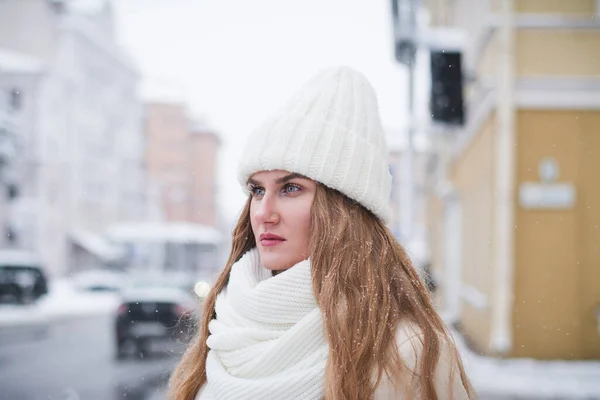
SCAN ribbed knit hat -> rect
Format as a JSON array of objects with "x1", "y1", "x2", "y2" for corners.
[{"x1": 237, "y1": 66, "x2": 392, "y2": 223}]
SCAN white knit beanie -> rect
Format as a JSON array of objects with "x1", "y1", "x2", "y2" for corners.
[{"x1": 237, "y1": 66, "x2": 392, "y2": 223}]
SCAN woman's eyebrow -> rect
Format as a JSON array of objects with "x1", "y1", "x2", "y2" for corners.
[
  {"x1": 275, "y1": 173, "x2": 307, "y2": 184},
  {"x1": 247, "y1": 173, "x2": 308, "y2": 187}
]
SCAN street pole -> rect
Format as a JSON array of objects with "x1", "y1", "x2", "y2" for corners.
[
  {"x1": 400, "y1": 57, "x2": 415, "y2": 245},
  {"x1": 391, "y1": 0, "x2": 418, "y2": 245}
]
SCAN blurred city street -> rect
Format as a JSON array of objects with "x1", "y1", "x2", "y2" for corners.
[
  {"x1": 1, "y1": 0, "x2": 600, "y2": 399},
  {"x1": 0, "y1": 278, "x2": 185, "y2": 400},
  {"x1": 0, "y1": 313, "x2": 179, "y2": 400}
]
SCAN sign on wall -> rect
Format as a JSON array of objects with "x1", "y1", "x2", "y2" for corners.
[{"x1": 518, "y1": 158, "x2": 576, "y2": 209}]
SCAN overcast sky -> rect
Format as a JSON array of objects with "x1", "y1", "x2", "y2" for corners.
[{"x1": 113, "y1": 0, "x2": 415, "y2": 225}]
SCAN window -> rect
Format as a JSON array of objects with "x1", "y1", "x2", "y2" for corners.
[{"x1": 10, "y1": 89, "x2": 22, "y2": 111}]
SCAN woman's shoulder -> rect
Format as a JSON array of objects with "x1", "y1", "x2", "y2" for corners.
[
  {"x1": 374, "y1": 320, "x2": 470, "y2": 399},
  {"x1": 393, "y1": 319, "x2": 457, "y2": 367},
  {"x1": 395, "y1": 319, "x2": 424, "y2": 346}
]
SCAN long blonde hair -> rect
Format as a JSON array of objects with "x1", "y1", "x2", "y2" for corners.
[{"x1": 168, "y1": 184, "x2": 473, "y2": 400}]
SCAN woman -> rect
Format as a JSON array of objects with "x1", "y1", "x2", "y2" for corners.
[{"x1": 169, "y1": 66, "x2": 474, "y2": 400}]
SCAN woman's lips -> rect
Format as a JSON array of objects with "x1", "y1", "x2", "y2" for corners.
[
  {"x1": 260, "y1": 233, "x2": 285, "y2": 247},
  {"x1": 260, "y1": 238, "x2": 284, "y2": 247}
]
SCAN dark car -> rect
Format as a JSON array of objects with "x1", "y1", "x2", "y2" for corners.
[
  {"x1": 114, "y1": 285, "x2": 197, "y2": 359},
  {"x1": 0, "y1": 250, "x2": 48, "y2": 305}
]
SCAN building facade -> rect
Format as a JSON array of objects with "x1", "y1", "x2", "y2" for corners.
[
  {"x1": 0, "y1": 49, "x2": 45, "y2": 251},
  {"x1": 0, "y1": 0, "x2": 149, "y2": 276},
  {"x1": 0, "y1": 87, "x2": 20, "y2": 249},
  {"x1": 189, "y1": 121, "x2": 220, "y2": 227},
  {"x1": 144, "y1": 102, "x2": 220, "y2": 227},
  {"x1": 424, "y1": 0, "x2": 600, "y2": 359}
]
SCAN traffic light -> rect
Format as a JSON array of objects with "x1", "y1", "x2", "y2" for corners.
[{"x1": 430, "y1": 50, "x2": 464, "y2": 126}]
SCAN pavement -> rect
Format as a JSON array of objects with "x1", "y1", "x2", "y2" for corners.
[{"x1": 450, "y1": 326, "x2": 600, "y2": 399}]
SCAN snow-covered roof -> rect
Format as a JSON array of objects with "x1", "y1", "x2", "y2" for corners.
[
  {"x1": 0, "y1": 48, "x2": 45, "y2": 74},
  {"x1": 0, "y1": 250, "x2": 42, "y2": 267},
  {"x1": 106, "y1": 222, "x2": 223, "y2": 246},
  {"x1": 70, "y1": 230, "x2": 124, "y2": 261}
]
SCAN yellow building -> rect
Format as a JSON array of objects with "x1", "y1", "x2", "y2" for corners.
[{"x1": 424, "y1": 0, "x2": 600, "y2": 359}]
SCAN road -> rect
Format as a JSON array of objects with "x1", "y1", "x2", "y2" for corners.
[
  {"x1": 2, "y1": 313, "x2": 595, "y2": 400},
  {"x1": 0, "y1": 313, "x2": 184, "y2": 400}
]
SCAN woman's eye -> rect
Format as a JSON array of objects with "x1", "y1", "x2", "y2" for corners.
[
  {"x1": 283, "y1": 184, "x2": 301, "y2": 194},
  {"x1": 249, "y1": 186, "x2": 265, "y2": 197}
]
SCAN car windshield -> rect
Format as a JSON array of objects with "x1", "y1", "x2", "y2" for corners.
[
  {"x1": 0, "y1": 265, "x2": 48, "y2": 304},
  {"x1": 0, "y1": 266, "x2": 41, "y2": 284}
]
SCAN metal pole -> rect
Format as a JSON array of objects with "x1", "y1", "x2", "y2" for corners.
[
  {"x1": 400, "y1": 61, "x2": 415, "y2": 244},
  {"x1": 392, "y1": 0, "x2": 417, "y2": 245}
]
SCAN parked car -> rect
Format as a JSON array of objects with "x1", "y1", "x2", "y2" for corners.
[
  {"x1": 0, "y1": 250, "x2": 48, "y2": 305},
  {"x1": 114, "y1": 284, "x2": 197, "y2": 359},
  {"x1": 72, "y1": 269, "x2": 130, "y2": 293}
]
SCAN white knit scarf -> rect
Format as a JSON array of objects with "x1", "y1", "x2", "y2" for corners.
[{"x1": 201, "y1": 249, "x2": 328, "y2": 400}]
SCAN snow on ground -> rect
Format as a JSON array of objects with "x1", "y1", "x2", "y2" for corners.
[
  {"x1": 0, "y1": 278, "x2": 120, "y2": 328},
  {"x1": 37, "y1": 278, "x2": 121, "y2": 319},
  {"x1": 450, "y1": 327, "x2": 600, "y2": 399},
  {"x1": 0, "y1": 303, "x2": 50, "y2": 327},
  {"x1": 2, "y1": 280, "x2": 599, "y2": 399}
]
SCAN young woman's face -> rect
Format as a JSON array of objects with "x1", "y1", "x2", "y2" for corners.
[{"x1": 248, "y1": 170, "x2": 316, "y2": 272}]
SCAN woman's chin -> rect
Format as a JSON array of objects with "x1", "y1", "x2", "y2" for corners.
[
  {"x1": 262, "y1": 261, "x2": 291, "y2": 272},
  {"x1": 260, "y1": 254, "x2": 293, "y2": 272}
]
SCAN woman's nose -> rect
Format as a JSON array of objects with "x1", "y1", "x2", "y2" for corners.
[{"x1": 255, "y1": 194, "x2": 280, "y2": 224}]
